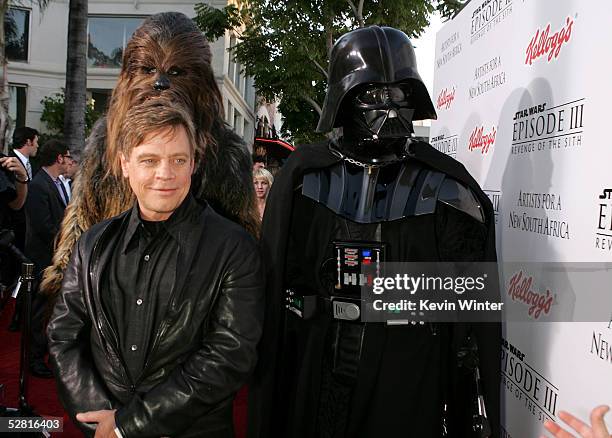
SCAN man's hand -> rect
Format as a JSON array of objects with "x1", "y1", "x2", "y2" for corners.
[
  {"x1": 0, "y1": 156, "x2": 28, "y2": 210},
  {"x1": 0, "y1": 156, "x2": 27, "y2": 181},
  {"x1": 76, "y1": 410, "x2": 118, "y2": 438},
  {"x1": 542, "y1": 405, "x2": 611, "y2": 438}
]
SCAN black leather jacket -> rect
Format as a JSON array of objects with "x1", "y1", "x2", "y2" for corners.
[{"x1": 48, "y1": 202, "x2": 264, "y2": 437}]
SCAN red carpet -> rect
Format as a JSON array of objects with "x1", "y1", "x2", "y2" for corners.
[{"x1": 0, "y1": 299, "x2": 248, "y2": 437}]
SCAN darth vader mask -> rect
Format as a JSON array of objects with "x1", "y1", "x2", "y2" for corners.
[
  {"x1": 335, "y1": 82, "x2": 416, "y2": 164},
  {"x1": 346, "y1": 83, "x2": 416, "y2": 140}
]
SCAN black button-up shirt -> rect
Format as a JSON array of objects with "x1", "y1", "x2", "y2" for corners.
[{"x1": 102, "y1": 193, "x2": 199, "y2": 381}]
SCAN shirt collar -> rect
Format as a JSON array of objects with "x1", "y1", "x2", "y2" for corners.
[
  {"x1": 13, "y1": 149, "x2": 29, "y2": 165},
  {"x1": 121, "y1": 192, "x2": 201, "y2": 254},
  {"x1": 42, "y1": 167, "x2": 59, "y2": 183}
]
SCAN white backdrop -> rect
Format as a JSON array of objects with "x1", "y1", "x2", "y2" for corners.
[{"x1": 431, "y1": 0, "x2": 612, "y2": 436}]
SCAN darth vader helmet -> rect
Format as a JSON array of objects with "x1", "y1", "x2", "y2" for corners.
[{"x1": 317, "y1": 26, "x2": 436, "y2": 162}]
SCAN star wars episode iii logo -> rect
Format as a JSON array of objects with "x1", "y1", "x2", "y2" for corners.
[
  {"x1": 468, "y1": 125, "x2": 496, "y2": 154},
  {"x1": 501, "y1": 337, "x2": 559, "y2": 423},
  {"x1": 436, "y1": 87, "x2": 455, "y2": 110},
  {"x1": 436, "y1": 32, "x2": 462, "y2": 69},
  {"x1": 484, "y1": 190, "x2": 501, "y2": 224},
  {"x1": 431, "y1": 133, "x2": 458, "y2": 158},
  {"x1": 470, "y1": 56, "x2": 506, "y2": 99},
  {"x1": 590, "y1": 315, "x2": 612, "y2": 365},
  {"x1": 595, "y1": 188, "x2": 612, "y2": 251},
  {"x1": 511, "y1": 99, "x2": 584, "y2": 156},
  {"x1": 525, "y1": 17, "x2": 574, "y2": 65},
  {"x1": 508, "y1": 190, "x2": 569, "y2": 240},
  {"x1": 471, "y1": 0, "x2": 513, "y2": 44}
]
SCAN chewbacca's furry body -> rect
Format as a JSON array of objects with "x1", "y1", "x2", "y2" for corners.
[
  {"x1": 41, "y1": 117, "x2": 259, "y2": 298},
  {"x1": 41, "y1": 12, "x2": 259, "y2": 300}
]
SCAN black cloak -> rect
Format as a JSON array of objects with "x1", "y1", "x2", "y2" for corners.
[{"x1": 248, "y1": 140, "x2": 501, "y2": 438}]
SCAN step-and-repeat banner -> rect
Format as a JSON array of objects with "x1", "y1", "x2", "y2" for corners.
[{"x1": 431, "y1": 0, "x2": 611, "y2": 436}]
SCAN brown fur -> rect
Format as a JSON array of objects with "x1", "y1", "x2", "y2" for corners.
[
  {"x1": 41, "y1": 13, "x2": 260, "y2": 299},
  {"x1": 106, "y1": 13, "x2": 222, "y2": 177}
]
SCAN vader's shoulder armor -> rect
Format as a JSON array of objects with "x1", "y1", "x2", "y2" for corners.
[{"x1": 301, "y1": 159, "x2": 485, "y2": 224}]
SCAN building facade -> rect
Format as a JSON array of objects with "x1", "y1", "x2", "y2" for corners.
[{"x1": 6, "y1": 0, "x2": 256, "y2": 148}]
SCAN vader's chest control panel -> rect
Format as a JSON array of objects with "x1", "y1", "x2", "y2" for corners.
[{"x1": 332, "y1": 240, "x2": 385, "y2": 297}]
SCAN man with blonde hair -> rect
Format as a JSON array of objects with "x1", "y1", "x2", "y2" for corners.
[{"x1": 48, "y1": 98, "x2": 264, "y2": 438}]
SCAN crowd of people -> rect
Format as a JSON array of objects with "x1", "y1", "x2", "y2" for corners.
[{"x1": 1, "y1": 128, "x2": 78, "y2": 378}]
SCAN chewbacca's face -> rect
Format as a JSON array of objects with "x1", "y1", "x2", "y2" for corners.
[
  {"x1": 114, "y1": 12, "x2": 216, "y2": 112},
  {"x1": 121, "y1": 45, "x2": 204, "y2": 111}
]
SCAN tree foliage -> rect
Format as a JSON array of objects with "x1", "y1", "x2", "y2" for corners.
[
  {"x1": 194, "y1": 4, "x2": 245, "y2": 41},
  {"x1": 194, "y1": 0, "x2": 466, "y2": 144},
  {"x1": 41, "y1": 91, "x2": 101, "y2": 138}
]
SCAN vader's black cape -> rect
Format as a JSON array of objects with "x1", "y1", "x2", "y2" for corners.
[{"x1": 248, "y1": 141, "x2": 501, "y2": 438}]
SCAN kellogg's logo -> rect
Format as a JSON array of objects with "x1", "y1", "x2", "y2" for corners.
[
  {"x1": 468, "y1": 125, "x2": 496, "y2": 154},
  {"x1": 507, "y1": 271, "x2": 553, "y2": 319},
  {"x1": 525, "y1": 16, "x2": 574, "y2": 65},
  {"x1": 436, "y1": 87, "x2": 455, "y2": 110}
]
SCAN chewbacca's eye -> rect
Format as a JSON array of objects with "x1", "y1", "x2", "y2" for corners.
[
  {"x1": 142, "y1": 67, "x2": 157, "y2": 75},
  {"x1": 167, "y1": 67, "x2": 185, "y2": 77}
]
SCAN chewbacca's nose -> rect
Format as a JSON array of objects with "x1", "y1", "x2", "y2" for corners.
[{"x1": 153, "y1": 74, "x2": 171, "y2": 91}]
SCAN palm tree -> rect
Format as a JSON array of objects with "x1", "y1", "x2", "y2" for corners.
[{"x1": 63, "y1": 0, "x2": 88, "y2": 156}]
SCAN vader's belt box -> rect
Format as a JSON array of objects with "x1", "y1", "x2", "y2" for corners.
[{"x1": 285, "y1": 241, "x2": 385, "y2": 321}]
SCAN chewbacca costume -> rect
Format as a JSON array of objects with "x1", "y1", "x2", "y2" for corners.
[{"x1": 41, "y1": 13, "x2": 259, "y2": 298}]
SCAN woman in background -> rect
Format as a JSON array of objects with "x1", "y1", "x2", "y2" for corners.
[{"x1": 254, "y1": 167, "x2": 273, "y2": 220}]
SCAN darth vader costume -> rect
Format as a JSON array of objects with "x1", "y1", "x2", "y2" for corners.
[{"x1": 248, "y1": 26, "x2": 500, "y2": 438}]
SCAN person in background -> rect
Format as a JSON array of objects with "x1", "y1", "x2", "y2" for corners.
[
  {"x1": 0, "y1": 153, "x2": 28, "y2": 292},
  {"x1": 11, "y1": 127, "x2": 39, "y2": 180},
  {"x1": 543, "y1": 405, "x2": 611, "y2": 438},
  {"x1": 253, "y1": 159, "x2": 266, "y2": 172},
  {"x1": 253, "y1": 167, "x2": 273, "y2": 220},
  {"x1": 5, "y1": 127, "x2": 39, "y2": 331},
  {"x1": 24, "y1": 139, "x2": 71, "y2": 378},
  {"x1": 9, "y1": 127, "x2": 39, "y2": 246},
  {"x1": 59, "y1": 154, "x2": 79, "y2": 203}
]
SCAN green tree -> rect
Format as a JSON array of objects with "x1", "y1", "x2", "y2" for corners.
[
  {"x1": 194, "y1": 0, "x2": 467, "y2": 144},
  {"x1": 41, "y1": 91, "x2": 101, "y2": 138}
]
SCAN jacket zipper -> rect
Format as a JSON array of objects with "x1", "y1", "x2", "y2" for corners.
[
  {"x1": 134, "y1": 247, "x2": 183, "y2": 386},
  {"x1": 90, "y1": 230, "x2": 135, "y2": 391},
  {"x1": 134, "y1": 319, "x2": 169, "y2": 387}
]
